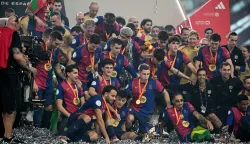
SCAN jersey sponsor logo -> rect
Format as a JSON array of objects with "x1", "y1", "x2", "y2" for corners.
[{"x1": 56, "y1": 89, "x2": 59, "y2": 95}]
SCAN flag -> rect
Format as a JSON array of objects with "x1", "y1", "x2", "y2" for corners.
[{"x1": 27, "y1": 0, "x2": 47, "y2": 14}]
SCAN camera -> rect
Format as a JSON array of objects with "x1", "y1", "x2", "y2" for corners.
[{"x1": 21, "y1": 36, "x2": 51, "y2": 66}]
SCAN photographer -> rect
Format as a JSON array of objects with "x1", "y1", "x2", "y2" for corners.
[
  {"x1": 0, "y1": 16, "x2": 37, "y2": 143},
  {"x1": 33, "y1": 31, "x2": 63, "y2": 129}
]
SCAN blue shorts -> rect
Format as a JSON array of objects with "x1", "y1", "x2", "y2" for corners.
[
  {"x1": 183, "y1": 131, "x2": 192, "y2": 142},
  {"x1": 113, "y1": 128, "x2": 126, "y2": 139},
  {"x1": 37, "y1": 87, "x2": 53, "y2": 105}
]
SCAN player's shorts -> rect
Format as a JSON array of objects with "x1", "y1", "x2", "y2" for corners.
[
  {"x1": 0, "y1": 71, "x2": 21, "y2": 113},
  {"x1": 113, "y1": 128, "x2": 126, "y2": 140},
  {"x1": 37, "y1": 86, "x2": 53, "y2": 106}
]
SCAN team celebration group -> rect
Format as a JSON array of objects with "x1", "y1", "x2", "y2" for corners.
[{"x1": 0, "y1": 0, "x2": 250, "y2": 143}]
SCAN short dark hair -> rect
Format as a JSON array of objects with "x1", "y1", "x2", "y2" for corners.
[
  {"x1": 227, "y1": 31, "x2": 238, "y2": 39},
  {"x1": 89, "y1": 34, "x2": 101, "y2": 44},
  {"x1": 165, "y1": 25, "x2": 175, "y2": 31},
  {"x1": 116, "y1": 16, "x2": 126, "y2": 26},
  {"x1": 126, "y1": 23, "x2": 136, "y2": 33},
  {"x1": 153, "y1": 48, "x2": 165, "y2": 61},
  {"x1": 50, "y1": 31, "x2": 63, "y2": 41},
  {"x1": 71, "y1": 25, "x2": 84, "y2": 34},
  {"x1": 138, "y1": 63, "x2": 150, "y2": 72},
  {"x1": 171, "y1": 92, "x2": 183, "y2": 100},
  {"x1": 43, "y1": 28, "x2": 53, "y2": 38},
  {"x1": 110, "y1": 38, "x2": 123, "y2": 46},
  {"x1": 181, "y1": 27, "x2": 189, "y2": 35},
  {"x1": 140, "y1": 18, "x2": 152, "y2": 28},
  {"x1": 204, "y1": 28, "x2": 213, "y2": 34},
  {"x1": 243, "y1": 76, "x2": 250, "y2": 83},
  {"x1": 65, "y1": 65, "x2": 78, "y2": 77},
  {"x1": 197, "y1": 68, "x2": 207, "y2": 75},
  {"x1": 237, "y1": 94, "x2": 249, "y2": 104},
  {"x1": 52, "y1": 25, "x2": 65, "y2": 35},
  {"x1": 102, "y1": 85, "x2": 117, "y2": 95},
  {"x1": 152, "y1": 26, "x2": 160, "y2": 30},
  {"x1": 101, "y1": 59, "x2": 114, "y2": 67},
  {"x1": 117, "y1": 90, "x2": 128, "y2": 100},
  {"x1": 210, "y1": 33, "x2": 221, "y2": 42},
  {"x1": 220, "y1": 62, "x2": 231, "y2": 69},
  {"x1": 5, "y1": 8, "x2": 15, "y2": 14},
  {"x1": 54, "y1": 0, "x2": 63, "y2": 4},
  {"x1": 242, "y1": 44, "x2": 250, "y2": 53},
  {"x1": 158, "y1": 30, "x2": 169, "y2": 41},
  {"x1": 50, "y1": 12, "x2": 61, "y2": 18},
  {"x1": 168, "y1": 36, "x2": 180, "y2": 44},
  {"x1": 104, "y1": 13, "x2": 116, "y2": 25}
]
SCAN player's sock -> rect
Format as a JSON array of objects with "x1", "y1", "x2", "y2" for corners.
[
  {"x1": 64, "y1": 118, "x2": 87, "y2": 137},
  {"x1": 106, "y1": 125, "x2": 116, "y2": 138},
  {"x1": 41, "y1": 110, "x2": 52, "y2": 129}
]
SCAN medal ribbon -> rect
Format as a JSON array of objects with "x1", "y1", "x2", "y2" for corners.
[
  {"x1": 109, "y1": 52, "x2": 117, "y2": 66},
  {"x1": 102, "y1": 97, "x2": 113, "y2": 119},
  {"x1": 209, "y1": 49, "x2": 218, "y2": 65},
  {"x1": 121, "y1": 48, "x2": 126, "y2": 55},
  {"x1": 150, "y1": 59, "x2": 157, "y2": 77},
  {"x1": 106, "y1": 32, "x2": 110, "y2": 40},
  {"x1": 66, "y1": 80, "x2": 78, "y2": 100},
  {"x1": 45, "y1": 41, "x2": 53, "y2": 65},
  {"x1": 90, "y1": 53, "x2": 95, "y2": 69},
  {"x1": 138, "y1": 79, "x2": 148, "y2": 101},
  {"x1": 167, "y1": 51, "x2": 177, "y2": 67},
  {"x1": 102, "y1": 75, "x2": 112, "y2": 86},
  {"x1": 174, "y1": 107, "x2": 181, "y2": 125}
]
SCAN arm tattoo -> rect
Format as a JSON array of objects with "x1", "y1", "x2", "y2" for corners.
[{"x1": 193, "y1": 111, "x2": 207, "y2": 124}]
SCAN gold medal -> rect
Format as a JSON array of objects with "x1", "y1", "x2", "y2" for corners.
[
  {"x1": 209, "y1": 64, "x2": 216, "y2": 71},
  {"x1": 111, "y1": 71, "x2": 117, "y2": 78},
  {"x1": 86, "y1": 65, "x2": 92, "y2": 72},
  {"x1": 73, "y1": 98, "x2": 80, "y2": 105},
  {"x1": 136, "y1": 99, "x2": 141, "y2": 105},
  {"x1": 182, "y1": 121, "x2": 190, "y2": 127},
  {"x1": 44, "y1": 63, "x2": 52, "y2": 71},
  {"x1": 112, "y1": 119, "x2": 119, "y2": 127},
  {"x1": 140, "y1": 96, "x2": 147, "y2": 103}
]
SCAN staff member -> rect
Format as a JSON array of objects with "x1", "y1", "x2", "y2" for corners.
[
  {"x1": 210, "y1": 62, "x2": 243, "y2": 124},
  {"x1": 0, "y1": 16, "x2": 36, "y2": 143},
  {"x1": 222, "y1": 32, "x2": 245, "y2": 77}
]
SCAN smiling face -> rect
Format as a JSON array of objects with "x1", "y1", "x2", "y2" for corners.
[
  {"x1": 188, "y1": 35, "x2": 198, "y2": 47},
  {"x1": 105, "y1": 89, "x2": 117, "y2": 104},
  {"x1": 173, "y1": 94, "x2": 184, "y2": 110},
  {"x1": 102, "y1": 64, "x2": 114, "y2": 77},
  {"x1": 67, "y1": 68, "x2": 79, "y2": 83},
  {"x1": 197, "y1": 70, "x2": 207, "y2": 84}
]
